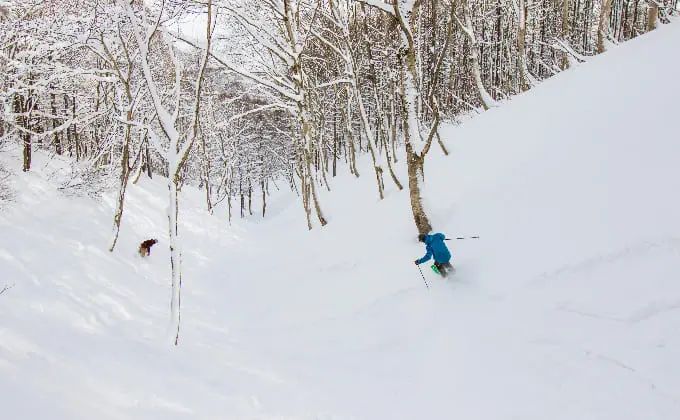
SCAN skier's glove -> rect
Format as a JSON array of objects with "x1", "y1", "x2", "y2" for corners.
[{"x1": 414, "y1": 260, "x2": 419, "y2": 265}]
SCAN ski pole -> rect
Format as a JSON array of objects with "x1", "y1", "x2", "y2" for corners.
[
  {"x1": 446, "y1": 236, "x2": 480, "y2": 240},
  {"x1": 416, "y1": 264, "x2": 429, "y2": 289}
]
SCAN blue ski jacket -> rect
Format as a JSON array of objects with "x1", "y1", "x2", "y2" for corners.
[{"x1": 417, "y1": 233, "x2": 452, "y2": 264}]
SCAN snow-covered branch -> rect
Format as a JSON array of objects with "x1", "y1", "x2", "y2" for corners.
[{"x1": 354, "y1": 0, "x2": 395, "y2": 15}]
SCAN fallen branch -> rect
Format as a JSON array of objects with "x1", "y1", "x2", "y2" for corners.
[{"x1": 0, "y1": 284, "x2": 15, "y2": 295}]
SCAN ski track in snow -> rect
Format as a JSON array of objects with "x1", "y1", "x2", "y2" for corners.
[{"x1": 532, "y1": 237, "x2": 680, "y2": 288}]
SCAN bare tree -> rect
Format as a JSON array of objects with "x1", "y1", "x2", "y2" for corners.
[
  {"x1": 316, "y1": 0, "x2": 398, "y2": 200},
  {"x1": 356, "y1": 0, "x2": 442, "y2": 233},
  {"x1": 1, "y1": 0, "x2": 677, "y2": 247},
  {"x1": 116, "y1": 0, "x2": 214, "y2": 345},
  {"x1": 85, "y1": 10, "x2": 153, "y2": 251}
]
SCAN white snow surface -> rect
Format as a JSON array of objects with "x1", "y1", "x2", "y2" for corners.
[{"x1": 2, "y1": 20, "x2": 680, "y2": 420}]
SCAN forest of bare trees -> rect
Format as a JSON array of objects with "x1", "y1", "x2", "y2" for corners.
[
  {"x1": 1, "y1": 0, "x2": 677, "y2": 341},
  {"x1": 2, "y1": 0, "x2": 677, "y2": 229}
]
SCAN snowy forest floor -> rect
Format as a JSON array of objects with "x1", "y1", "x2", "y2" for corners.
[{"x1": 1, "y1": 19, "x2": 680, "y2": 420}]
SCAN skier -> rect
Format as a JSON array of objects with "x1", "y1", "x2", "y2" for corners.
[{"x1": 414, "y1": 232, "x2": 454, "y2": 277}]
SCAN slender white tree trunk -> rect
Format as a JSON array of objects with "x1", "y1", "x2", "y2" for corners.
[
  {"x1": 168, "y1": 174, "x2": 181, "y2": 344},
  {"x1": 515, "y1": 0, "x2": 536, "y2": 90},
  {"x1": 458, "y1": 0, "x2": 498, "y2": 109}
]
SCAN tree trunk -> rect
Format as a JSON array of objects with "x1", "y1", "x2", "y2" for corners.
[
  {"x1": 131, "y1": 141, "x2": 145, "y2": 185},
  {"x1": 168, "y1": 178, "x2": 182, "y2": 346},
  {"x1": 561, "y1": 0, "x2": 571, "y2": 70},
  {"x1": 343, "y1": 90, "x2": 360, "y2": 177},
  {"x1": 321, "y1": 150, "x2": 332, "y2": 192},
  {"x1": 283, "y1": 0, "x2": 327, "y2": 228},
  {"x1": 63, "y1": 94, "x2": 72, "y2": 157},
  {"x1": 261, "y1": 180, "x2": 266, "y2": 217},
  {"x1": 227, "y1": 171, "x2": 233, "y2": 224},
  {"x1": 201, "y1": 134, "x2": 212, "y2": 213},
  {"x1": 299, "y1": 149, "x2": 312, "y2": 230},
  {"x1": 597, "y1": 0, "x2": 613, "y2": 53},
  {"x1": 406, "y1": 143, "x2": 431, "y2": 234},
  {"x1": 332, "y1": 113, "x2": 338, "y2": 177},
  {"x1": 516, "y1": 0, "x2": 533, "y2": 91},
  {"x1": 396, "y1": 7, "x2": 433, "y2": 234},
  {"x1": 109, "y1": 113, "x2": 133, "y2": 252},
  {"x1": 389, "y1": 78, "x2": 399, "y2": 163},
  {"x1": 22, "y1": 127, "x2": 31, "y2": 172},
  {"x1": 623, "y1": 0, "x2": 631, "y2": 39},
  {"x1": 368, "y1": 52, "x2": 404, "y2": 191},
  {"x1": 385, "y1": 143, "x2": 403, "y2": 191},
  {"x1": 72, "y1": 96, "x2": 80, "y2": 161},
  {"x1": 458, "y1": 0, "x2": 497, "y2": 109},
  {"x1": 145, "y1": 143, "x2": 153, "y2": 178},
  {"x1": 248, "y1": 185, "x2": 253, "y2": 216},
  {"x1": 632, "y1": 0, "x2": 639, "y2": 39},
  {"x1": 495, "y1": 0, "x2": 502, "y2": 88},
  {"x1": 354, "y1": 73, "x2": 384, "y2": 200},
  {"x1": 240, "y1": 184, "x2": 245, "y2": 218},
  {"x1": 305, "y1": 148, "x2": 327, "y2": 227},
  {"x1": 50, "y1": 89, "x2": 61, "y2": 155},
  {"x1": 14, "y1": 95, "x2": 31, "y2": 172},
  {"x1": 436, "y1": 131, "x2": 449, "y2": 156},
  {"x1": 583, "y1": 0, "x2": 590, "y2": 51},
  {"x1": 647, "y1": 3, "x2": 658, "y2": 32}
]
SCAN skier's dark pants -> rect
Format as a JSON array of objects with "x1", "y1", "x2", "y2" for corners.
[{"x1": 435, "y1": 261, "x2": 453, "y2": 277}]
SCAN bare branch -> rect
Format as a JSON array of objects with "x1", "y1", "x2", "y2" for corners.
[{"x1": 0, "y1": 284, "x2": 15, "y2": 296}]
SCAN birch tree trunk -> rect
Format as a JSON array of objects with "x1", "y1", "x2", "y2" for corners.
[
  {"x1": 394, "y1": 2, "x2": 433, "y2": 234},
  {"x1": 200, "y1": 133, "x2": 213, "y2": 213},
  {"x1": 109, "y1": 117, "x2": 132, "y2": 252},
  {"x1": 458, "y1": 0, "x2": 498, "y2": 110},
  {"x1": 561, "y1": 0, "x2": 571, "y2": 70},
  {"x1": 515, "y1": 0, "x2": 535, "y2": 90},
  {"x1": 597, "y1": 0, "x2": 613, "y2": 53}
]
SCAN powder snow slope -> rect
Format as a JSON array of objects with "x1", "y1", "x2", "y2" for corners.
[{"x1": 2, "y1": 19, "x2": 680, "y2": 420}]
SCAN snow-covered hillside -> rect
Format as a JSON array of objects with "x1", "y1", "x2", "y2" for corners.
[{"x1": 2, "y1": 20, "x2": 680, "y2": 420}]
